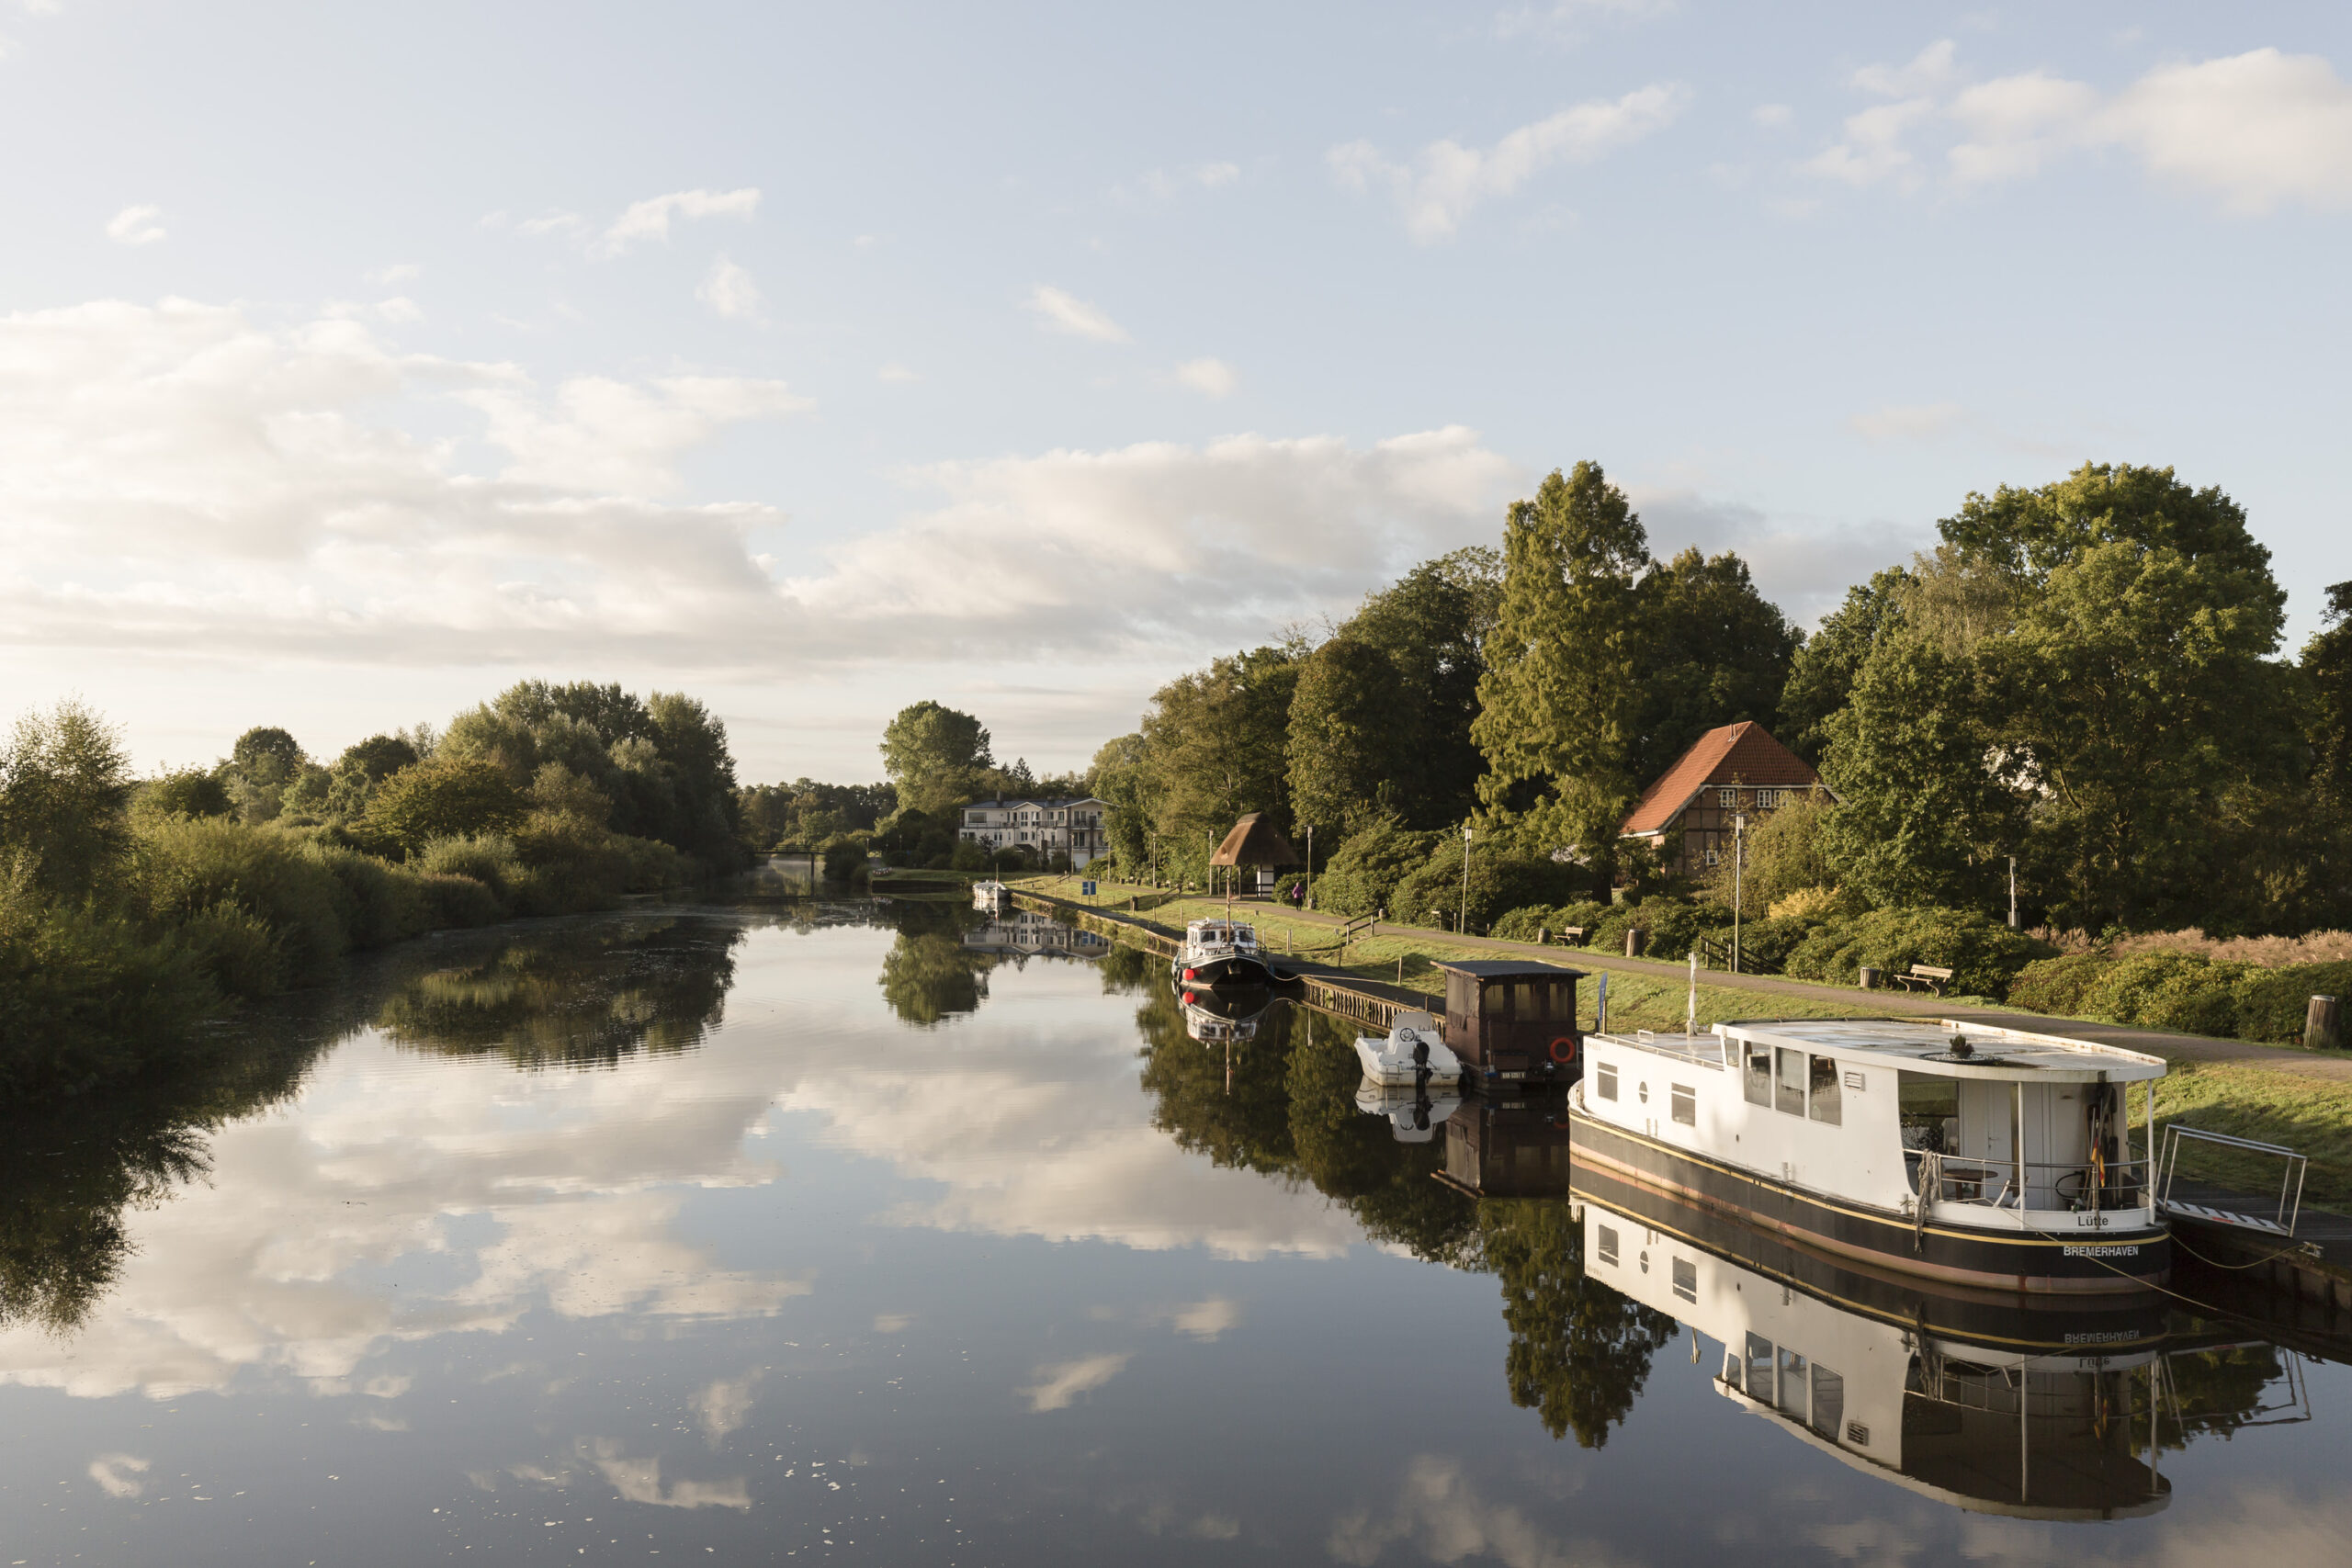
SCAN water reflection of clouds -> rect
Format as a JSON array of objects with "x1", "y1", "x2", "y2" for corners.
[{"x1": 0, "y1": 923, "x2": 1356, "y2": 1406}]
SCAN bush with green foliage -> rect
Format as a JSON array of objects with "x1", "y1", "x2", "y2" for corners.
[
  {"x1": 821, "y1": 834, "x2": 869, "y2": 883},
  {"x1": 1490, "y1": 900, "x2": 1613, "y2": 943},
  {"x1": 1781, "y1": 906, "x2": 2049, "y2": 997},
  {"x1": 365, "y1": 758, "x2": 527, "y2": 854},
  {"x1": 1314, "y1": 818, "x2": 1442, "y2": 917},
  {"x1": 2005, "y1": 951, "x2": 2352, "y2": 1043},
  {"x1": 1389, "y1": 842, "x2": 1588, "y2": 935}
]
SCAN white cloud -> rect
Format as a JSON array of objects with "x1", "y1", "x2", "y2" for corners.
[
  {"x1": 1025, "y1": 285, "x2": 1130, "y2": 344},
  {"x1": 789, "y1": 425, "x2": 1517, "y2": 662},
  {"x1": 1847, "y1": 400, "x2": 1965, "y2": 443},
  {"x1": 0, "y1": 295, "x2": 1507, "y2": 681},
  {"x1": 1804, "y1": 98, "x2": 1934, "y2": 189},
  {"x1": 2097, "y1": 48, "x2": 2352, "y2": 213},
  {"x1": 366, "y1": 263, "x2": 421, "y2": 285},
  {"x1": 1811, "y1": 45, "x2": 2352, "y2": 212},
  {"x1": 1021, "y1": 1352, "x2": 1131, "y2": 1412},
  {"x1": 1167, "y1": 1297, "x2": 1238, "y2": 1340},
  {"x1": 1173, "y1": 356, "x2": 1236, "y2": 398},
  {"x1": 1853, "y1": 39, "x2": 1957, "y2": 98},
  {"x1": 694, "y1": 1372, "x2": 760, "y2": 1445},
  {"x1": 1329, "y1": 84, "x2": 1689, "y2": 241},
  {"x1": 594, "y1": 186, "x2": 760, "y2": 257},
  {"x1": 105, "y1": 204, "x2": 165, "y2": 245},
  {"x1": 696, "y1": 253, "x2": 765, "y2": 321},
  {"x1": 876, "y1": 361, "x2": 921, "y2": 383},
  {"x1": 1329, "y1": 1455, "x2": 1640, "y2": 1568},
  {"x1": 514, "y1": 210, "x2": 585, "y2": 238}
]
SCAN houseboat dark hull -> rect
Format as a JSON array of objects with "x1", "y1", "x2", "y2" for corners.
[
  {"x1": 1173, "y1": 954, "x2": 1275, "y2": 988},
  {"x1": 1568, "y1": 1102, "x2": 2170, "y2": 1296}
]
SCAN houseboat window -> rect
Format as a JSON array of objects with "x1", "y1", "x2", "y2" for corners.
[
  {"x1": 1777, "y1": 1348, "x2": 1809, "y2": 1420},
  {"x1": 1671, "y1": 1257, "x2": 1697, "y2": 1303},
  {"x1": 1596, "y1": 1063, "x2": 1619, "y2": 1101},
  {"x1": 1810, "y1": 1366, "x2": 1845, "y2": 1439},
  {"x1": 1745, "y1": 1334, "x2": 1775, "y2": 1402},
  {"x1": 1897, "y1": 1073, "x2": 1959, "y2": 1154},
  {"x1": 1447, "y1": 974, "x2": 1472, "y2": 1016},
  {"x1": 1744, "y1": 1044, "x2": 1772, "y2": 1107},
  {"x1": 1597, "y1": 1225, "x2": 1619, "y2": 1266},
  {"x1": 1670, "y1": 1084, "x2": 1696, "y2": 1125},
  {"x1": 1775, "y1": 1047, "x2": 1806, "y2": 1116},
  {"x1": 1808, "y1": 1055, "x2": 1841, "y2": 1125},
  {"x1": 1517, "y1": 983, "x2": 1550, "y2": 1021}
]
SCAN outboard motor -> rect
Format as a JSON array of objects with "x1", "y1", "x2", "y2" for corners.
[{"x1": 1411, "y1": 1035, "x2": 1430, "y2": 1068}]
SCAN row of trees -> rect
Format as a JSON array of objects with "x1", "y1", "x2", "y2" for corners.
[
  {"x1": 1, "y1": 680, "x2": 749, "y2": 1098},
  {"x1": 1082, "y1": 459, "x2": 2349, "y2": 938}
]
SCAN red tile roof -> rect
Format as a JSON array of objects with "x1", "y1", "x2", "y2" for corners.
[{"x1": 1620, "y1": 722, "x2": 1823, "y2": 836}]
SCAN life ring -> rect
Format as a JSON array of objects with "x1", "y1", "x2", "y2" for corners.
[
  {"x1": 1182, "y1": 968, "x2": 1197, "y2": 981},
  {"x1": 1548, "y1": 1035, "x2": 1579, "y2": 1065}
]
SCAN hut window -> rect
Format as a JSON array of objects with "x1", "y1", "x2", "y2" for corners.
[
  {"x1": 1671, "y1": 1257, "x2": 1698, "y2": 1303},
  {"x1": 1808, "y1": 1055, "x2": 1842, "y2": 1125},
  {"x1": 1597, "y1": 1225, "x2": 1619, "y2": 1266},
  {"x1": 1775, "y1": 1047, "x2": 1806, "y2": 1117},
  {"x1": 1671, "y1": 1084, "x2": 1696, "y2": 1125},
  {"x1": 1596, "y1": 1062, "x2": 1619, "y2": 1101},
  {"x1": 1744, "y1": 1044, "x2": 1771, "y2": 1107}
]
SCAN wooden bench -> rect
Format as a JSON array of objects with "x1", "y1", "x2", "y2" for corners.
[
  {"x1": 1893, "y1": 964, "x2": 1955, "y2": 996},
  {"x1": 1532, "y1": 926, "x2": 1587, "y2": 946}
]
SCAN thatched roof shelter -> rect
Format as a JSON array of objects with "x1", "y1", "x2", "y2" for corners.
[{"x1": 1209, "y1": 812, "x2": 1301, "y2": 868}]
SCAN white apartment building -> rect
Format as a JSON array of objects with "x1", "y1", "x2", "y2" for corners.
[{"x1": 958, "y1": 796, "x2": 1111, "y2": 863}]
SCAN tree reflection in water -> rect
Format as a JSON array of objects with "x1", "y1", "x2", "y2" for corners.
[
  {"x1": 1477, "y1": 1198, "x2": 1679, "y2": 1446},
  {"x1": 376, "y1": 918, "x2": 742, "y2": 1067},
  {"x1": 0, "y1": 1004, "x2": 328, "y2": 1335},
  {"x1": 1135, "y1": 986, "x2": 1674, "y2": 1444},
  {"x1": 876, "y1": 902, "x2": 1000, "y2": 1026}
]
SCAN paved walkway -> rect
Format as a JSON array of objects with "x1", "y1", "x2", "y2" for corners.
[{"x1": 1056, "y1": 882, "x2": 2352, "y2": 1086}]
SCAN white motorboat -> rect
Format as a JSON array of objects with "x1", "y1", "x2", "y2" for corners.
[
  {"x1": 1173, "y1": 919, "x2": 1274, "y2": 987},
  {"x1": 1352, "y1": 1010, "x2": 1464, "y2": 1086},
  {"x1": 1353, "y1": 1078, "x2": 1462, "y2": 1143},
  {"x1": 971, "y1": 879, "x2": 1011, "y2": 911}
]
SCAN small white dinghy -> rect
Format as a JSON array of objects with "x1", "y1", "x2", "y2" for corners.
[
  {"x1": 972, "y1": 879, "x2": 1011, "y2": 911},
  {"x1": 1352, "y1": 1010, "x2": 1464, "y2": 1086},
  {"x1": 1353, "y1": 1078, "x2": 1463, "y2": 1143}
]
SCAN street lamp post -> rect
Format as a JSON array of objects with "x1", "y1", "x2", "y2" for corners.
[
  {"x1": 1732, "y1": 812, "x2": 1747, "y2": 975},
  {"x1": 1460, "y1": 824, "x2": 1473, "y2": 936},
  {"x1": 2008, "y1": 855, "x2": 2018, "y2": 930},
  {"x1": 1305, "y1": 822, "x2": 1314, "y2": 910}
]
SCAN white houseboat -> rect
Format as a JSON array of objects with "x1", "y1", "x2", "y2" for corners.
[
  {"x1": 1578, "y1": 1190, "x2": 2174, "y2": 1519},
  {"x1": 971, "y1": 879, "x2": 1011, "y2": 911},
  {"x1": 1173, "y1": 919, "x2": 1274, "y2": 988},
  {"x1": 1569, "y1": 1019, "x2": 2169, "y2": 1294}
]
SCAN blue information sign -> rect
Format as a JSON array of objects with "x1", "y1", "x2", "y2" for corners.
[{"x1": 1080, "y1": 880, "x2": 1097, "y2": 897}]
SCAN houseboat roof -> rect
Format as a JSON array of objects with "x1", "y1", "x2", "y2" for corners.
[
  {"x1": 1431, "y1": 959, "x2": 1588, "y2": 980},
  {"x1": 1718, "y1": 1017, "x2": 2166, "y2": 1083}
]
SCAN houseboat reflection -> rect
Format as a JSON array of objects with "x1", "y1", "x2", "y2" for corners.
[{"x1": 960, "y1": 910, "x2": 1112, "y2": 959}]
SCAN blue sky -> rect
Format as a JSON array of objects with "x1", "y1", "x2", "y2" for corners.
[{"x1": 5, "y1": 2, "x2": 2348, "y2": 782}]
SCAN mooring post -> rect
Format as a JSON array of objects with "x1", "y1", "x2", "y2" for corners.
[{"x1": 2308, "y1": 995, "x2": 2343, "y2": 1052}]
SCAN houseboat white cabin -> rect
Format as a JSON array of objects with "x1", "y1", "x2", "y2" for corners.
[
  {"x1": 1351, "y1": 1010, "x2": 1464, "y2": 1087},
  {"x1": 971, "y1": 880, "x2": 1011, "y2": 911},
  {"x1": 1569, "y1": 1019, "x2": 2170, "y2": 1293},
  {"x1": 1174, "y1": 919, "x2": 1274, "y2": 987},
  {"x1": 1579, "y1": 1193, "x2": 2173, "y2": 1519}
]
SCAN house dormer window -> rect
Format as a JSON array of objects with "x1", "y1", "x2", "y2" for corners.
[{"x1": 1718, "y1": 787, "x2": 1739, "y2": 807}]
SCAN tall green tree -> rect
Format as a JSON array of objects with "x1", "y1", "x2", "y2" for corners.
[
  {"x1": 2304, "y1": 581, "x2": 2352, "y2": 812},
  {"x1": 1479, "y1": 1199, "x2": 1678, "y2": 1447},
  {"x1": 1629, "y1": 547, "x2": 1801, "y2": 782},
  {"x1": 0, "y1": 701, "x2": 135, "y2": 896},
  {"x1": 1344, "y1": 548, "x2": 1500, "y2": 826},
  {"x1": 1777, "y1": 566, "x2": 1913, "y2": 766},
  {"x1": 880, "y1": 701, "x2": 993, "y2": 816},
  {"x1": 1285, "y1": 634, "x2": 1406, "y2": 838},
  {"x1": 1139, "y1": 645, "x2": 1301, "y2": 871},
  {"x1": 1472, "y1": 463, "x2": 1650, "y2": 880}
]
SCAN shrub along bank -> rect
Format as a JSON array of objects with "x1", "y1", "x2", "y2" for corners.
[{"x1": 0, "y1": 695, "x2": 721, "y2": 1101}]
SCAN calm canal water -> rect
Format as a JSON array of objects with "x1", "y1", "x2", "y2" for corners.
[{"x1": 3, "y1": 899, "x2": 2348, "y2": 1565}]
